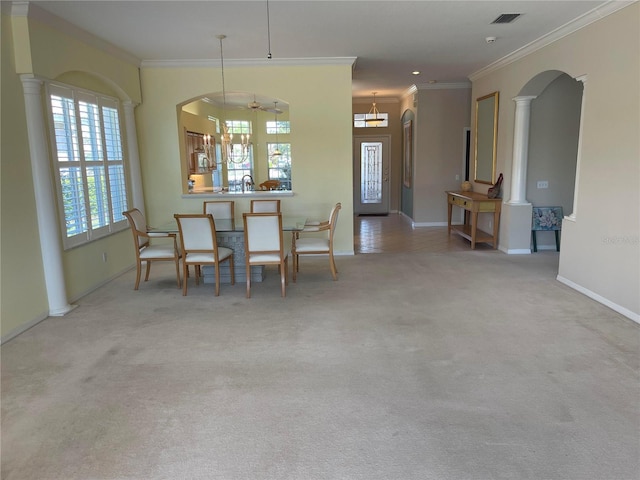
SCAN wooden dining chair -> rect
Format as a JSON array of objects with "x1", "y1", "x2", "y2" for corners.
[
  {"x1": 242, "y1": 212, "x2": 289, "y2": 298},
  {"x1": 174, "y1": 214, "x2": 234, "y2": 296},
  {"x1": 292, "y1": 202, "x2": 341, "y2": 281},
  {"x1": 250, "y1": 199, "x2": 281, "y2": 213},
  {"x1": 123, "y1": 208, "x2": 182, "y2": 290},
  {"x1": 203, "y1": 200, "x2": 235, "y2": 219}
]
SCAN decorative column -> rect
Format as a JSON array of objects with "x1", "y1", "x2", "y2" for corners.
[
  {"x1": 568, "y1": 75, "x2": 587, "y2": 221},
  {"x1": 122, "y1": 101, "x2": 145, "y2": 215},
  {"x1": 21, "y1": 75, "x2": 75, "y2": 316},
  {"x1": 507, "y1": 95, "x2": 537, "y2": 205}
]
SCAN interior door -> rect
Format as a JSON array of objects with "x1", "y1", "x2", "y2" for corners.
[{"x1": 353, "y1": 135, "x2": 390, "y2": 215}]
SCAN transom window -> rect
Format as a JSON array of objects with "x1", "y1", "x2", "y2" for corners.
[
  {"x1": 266, "y1": 120, "x2": 290, "y2": 134},
  {"x1": 354, "y1": 113, "x2": 389, "y2": 128},
  {"x1": 47, "y1": 83, "x2": 129, "y2": 249}
]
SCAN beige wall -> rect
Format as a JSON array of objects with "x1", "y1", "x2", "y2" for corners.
[
  {"x1": 471, "y1": 4, "x2": 639, "y2": 319},
  {"x1": 1, "y1": 11, "x2": 50, "y2": 335},
  {"x1": 137, "y1": 63, "x2": 355, "y2": 255},
  {"x1": 412, "y1": 87, "x2": 471, "y2": 225}
]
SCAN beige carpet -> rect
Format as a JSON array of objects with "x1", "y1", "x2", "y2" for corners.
[{"x1": 2, "y1": 251, "x2": 639, "y2": 480}]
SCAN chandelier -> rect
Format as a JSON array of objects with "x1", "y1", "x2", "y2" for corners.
[
  {"x1": 216, "y1": 34, "x2": 251, "y2": 164},
  {"x1": 203, "y1": 134, "x2": 217, "y2": 170},
  {"x1": 365, "y1": 91, "x2": 384, "y2": 126}
]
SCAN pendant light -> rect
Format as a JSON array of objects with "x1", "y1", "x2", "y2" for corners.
[
  {"x1": 216, "y1": 34, "x2": 234, "y2": 163},
  {"x1": 365, "y1": 91, "x2": 384, "y2": 126},
  {"x1": 271, "y1": 101, "x2": 282, "y2": 157}
]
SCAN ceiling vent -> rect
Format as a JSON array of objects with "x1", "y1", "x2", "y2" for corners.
[{"x1": 491, "y1": 13, "x2": 521, "y2": 24}]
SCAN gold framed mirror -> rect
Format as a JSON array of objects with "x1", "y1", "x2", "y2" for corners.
[{"x1": 474, "y1": 91, "x2": 499, "y2": 184}]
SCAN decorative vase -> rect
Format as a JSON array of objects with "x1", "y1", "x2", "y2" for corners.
[{"x1": 461, "y1": 181, "x2": 473, "y2": 192}]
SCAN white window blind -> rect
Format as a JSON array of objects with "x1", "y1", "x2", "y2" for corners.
[{"x1": 48, "y1": 83, "x2": 129, "y2": 249}]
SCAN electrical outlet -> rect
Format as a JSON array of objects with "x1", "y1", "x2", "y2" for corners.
[
  {"x1": 455, "y1": 174, "x2": 460, "y2": 181},
  {"x1": 102, "y1": 252, "x2": 108, "y2": 262},
  {"x1": 537, "y1": 180, "x2": 549, "y2": 189}
]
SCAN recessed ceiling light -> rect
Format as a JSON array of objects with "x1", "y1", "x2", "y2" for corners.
[{"x1": 412, "y1": 71, "x2": 421, "y2": 75}]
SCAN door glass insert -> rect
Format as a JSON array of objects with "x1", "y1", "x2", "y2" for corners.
[{"x1": 360, "y1": 142, "x2": 383, "y2": 204}]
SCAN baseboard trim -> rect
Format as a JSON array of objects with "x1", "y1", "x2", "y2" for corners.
[
  {"x1": 505, "y1": 248, "x2": 531, "y2": 255},
  {"x1": 1, "y1": 310, "x2": 50, "y2": 345},
  {"x1": 557, "y1": 275, "x2": 640, "y2": 325},
  {"x1": 2, "y1": 266, "x2": 134, "y2": 345},
  {"x1": 412, "y1": 221, "x2": 448, "y2": 228}
]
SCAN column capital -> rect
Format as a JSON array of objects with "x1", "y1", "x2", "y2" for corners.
[
  {"x1": 512, "y1": 95, "x2": 537, "y2": 104},
  {"x1": 20, "y1": 74, "x2": 44, "y2": 94}
]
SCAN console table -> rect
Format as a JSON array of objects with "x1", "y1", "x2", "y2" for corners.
[{"x1": 446, "y1": 191, "x2": 502, "y2": 249}]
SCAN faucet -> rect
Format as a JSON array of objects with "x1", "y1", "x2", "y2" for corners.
[{"x1": 241, "y1": 174, "x2": 254, "y2": 193}]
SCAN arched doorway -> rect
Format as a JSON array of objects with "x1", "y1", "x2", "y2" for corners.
[{"x1": 504, "y1": 70, "x2": 583, "y2": 255}]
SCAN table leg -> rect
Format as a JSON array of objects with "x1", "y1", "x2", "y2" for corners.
[
  {"x1": 447, "y1": 203, "x2": 453, "y2": 235},
  {"x1": 493, "y1": 210, "x2": 500, "y2": 249},
  {"x1": 471, "y1": 211, "x2": 478, "y2": 249}
]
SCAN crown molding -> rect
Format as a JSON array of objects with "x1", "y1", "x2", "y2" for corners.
[
  {"x1": 141, "y1": 57, "x2": 358, "y2": 69},
  {"x1": 414, "y1": 82, "x2": 471, "y2": 90},
  {"x1": 469, "y1": 0, "x2": 636, "y2": 81}
]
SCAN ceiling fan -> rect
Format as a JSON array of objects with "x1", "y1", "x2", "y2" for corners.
[{"x1": 246, "y1": 95, "x2": 283, "y2": 114}]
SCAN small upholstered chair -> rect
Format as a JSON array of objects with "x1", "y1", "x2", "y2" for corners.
[
  {"x1": 243, "y1": 212, "x2": 289, "y2": 298},
  {"x1": 292, "y1": 202, "x2": 341, "y2": 281},
  {"x1": 174, "y1": 214, "x2": 235, "y2": 296},
  {"x1": 123, "y1": 208, "x2": 181, "y2": 290},
  {"x1": 203, "y1": 200, "x2": 234, "y2": 219},
  {"x1": 250, "y1": 199, "x2": 281, "y2": 213}
]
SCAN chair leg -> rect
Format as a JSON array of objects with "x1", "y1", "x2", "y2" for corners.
[
  {"x1": 134, "y1": 260, "x2": 142, "y2": 290},
  {"x1": 229, "y1": 255, "x2": 235, "y2": 285},
  {"x1": 182, "y1": 263, "x2": 189, "y2": 296},
  {"x1": 280, "y1": 259, "x2": 287, "y2": 297},
  {"x1": 329, "y1": 253, "x2": 338, "y2": 281},
  {"x1": 175, "y1": 258, "x2": 181, "y2": 288},
  {"x1": 144, "y1": 261, "x2": 151, "y2": 281}
]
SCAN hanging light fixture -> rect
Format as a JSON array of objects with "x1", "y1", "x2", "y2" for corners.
[
  {"x1": 216, "y1": 34, "x2": 251, "y2": 164},
  {"x1": 203, "y1": 133, "x2": 217, "y2": 170},
  {"x1": 266, "y1": 0, "x2": 273, "y2": 59},
  {"x1": 216, "y1": 34, "x2": 234, "y2": 164},
  {"x1": 271, "y1": 101, "x2": 282, "y2": 157},
  {"x1": 365, "y1": 91, "x2": 384, "y2": 126}
]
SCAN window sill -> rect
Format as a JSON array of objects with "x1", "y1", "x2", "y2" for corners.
[{"x1": 181, "y1": 190, "x2": 295, "y2": 199}]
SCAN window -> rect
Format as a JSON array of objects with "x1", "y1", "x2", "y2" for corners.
[
  {"x1": 266, "y1": 120, "x2": 290, "y2": 134},
  {"x1": 225, "y1": 120, "x2": 254, "y2": 191},
  {"x1": 267, "y1": 143, "x2": 291, "y2": 190},
  {"x1": 354, "y1": 113, "x2": 389, "y2": 128},
  {"x1": 47, "y1": 83, "x2": 129, "y2": 249},
  {"x1": 266, "y1": 120, "x2": 291, "y2": 189}
]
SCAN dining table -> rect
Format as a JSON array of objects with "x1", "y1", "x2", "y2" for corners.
[{"x1": 150, "y1": 215, "x2": 307, "y2": 284}]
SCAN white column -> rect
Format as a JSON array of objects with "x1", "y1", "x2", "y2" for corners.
[
  {"x1": 21, "y1": 75, "x2": 75, "y2": 316},
  {"x1": 507, "y1": 95, "x2": 537, "y2": 205},
  {"x1": 122, "y1": 101, "x2": 145, "y2": 215},
  {"x1": 567, "y1": 75, "x2": 587, "y2": 221}
]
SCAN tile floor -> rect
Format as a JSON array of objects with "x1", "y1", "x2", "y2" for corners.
[{"x1": 354, "y1": 213, "x2": 497, "y2": 254}]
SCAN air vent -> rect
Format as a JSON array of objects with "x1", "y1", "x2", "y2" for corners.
[{"x1": 491, "y1": 13, "x2": 521, "y2": 24}]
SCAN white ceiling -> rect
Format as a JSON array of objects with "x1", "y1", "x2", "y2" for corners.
[{"x1": 27, "y1": 0, "x2": 623, "y2": 99}]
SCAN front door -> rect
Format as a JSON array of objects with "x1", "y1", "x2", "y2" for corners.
[{"x1": 353, "y1": 135, "x2": 390, "y2": 215}]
